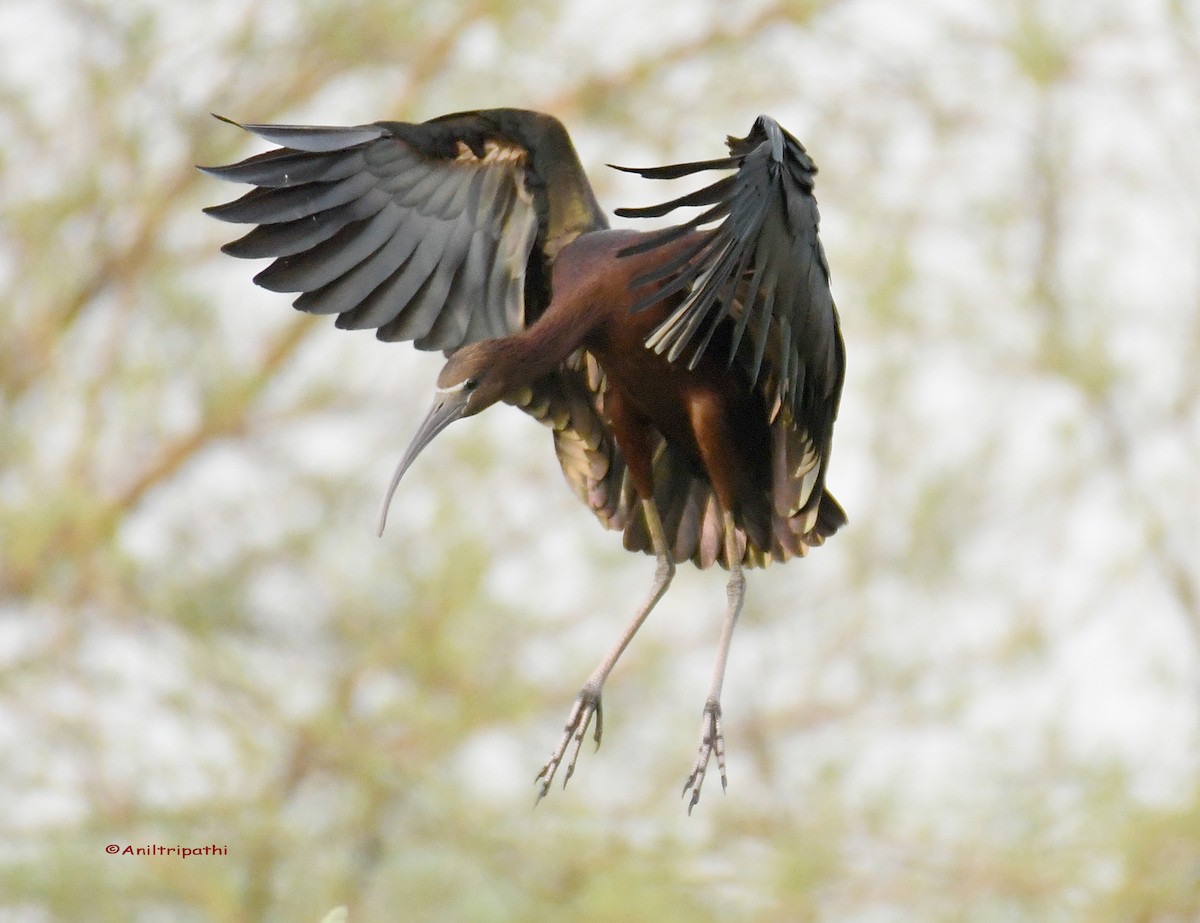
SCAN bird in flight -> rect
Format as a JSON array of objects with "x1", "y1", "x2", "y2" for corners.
[{"x1": 203, "y1": 108, "x2": 846, "y2": 812}]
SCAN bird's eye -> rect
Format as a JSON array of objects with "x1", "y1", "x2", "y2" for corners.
[{"x1": 463, "y1": 378, "x2": 478, "y2": 392}]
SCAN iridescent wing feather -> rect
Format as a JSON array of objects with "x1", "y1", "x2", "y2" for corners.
[
  {"x1": 614, "y1": 115, "x2": 847, "y2": 554},
  {"x1": 202, "y1": 108, "x2": 607, "y2": 350}
]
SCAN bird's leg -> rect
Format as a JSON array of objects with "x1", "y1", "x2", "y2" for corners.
[
  {"x1": 683, "y1": 510, "x2": 745, "y2": 814},
  {"x1": 535, "y1": 498, "x2": 675, "y2": 804}
]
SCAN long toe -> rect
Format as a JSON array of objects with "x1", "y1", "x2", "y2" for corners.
[
  {"x1": 534, "y1": 687, "x2": 603, "y2": 804},
  {"x1": 682, "y1": 700, "x2": 725, "y2": 814}
]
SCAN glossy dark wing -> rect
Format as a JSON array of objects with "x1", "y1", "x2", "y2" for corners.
[
  {"x1": 508, "y1": 354, "x2": 628, "y2": 534},
  {"x1": 202, "y1": 109, "x2": 607, "y2": 351},
  {"x1": 614, "y1": 115, "x2": 842, "y2": 415},
  {"x1": 615, "y1": 114, "x2": 846, "y2": 544}
]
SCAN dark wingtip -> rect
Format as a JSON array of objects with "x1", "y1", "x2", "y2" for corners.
[
  {"x1": 755, "y1": 114, "x2": 784, "y2": 161},
  {"x1": 197, "y1": 115, "x2": 249, "y2": 175},
  {"x1": 815, "y1": 492, "x2": 848, "y2": 538}
]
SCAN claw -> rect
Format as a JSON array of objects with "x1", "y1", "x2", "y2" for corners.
[
  {"x1": 681, "y1": 700, "x2": 726, "y2": 814},
  {"x1": 534, "y1": 687, "x2": 604, "y2": 805}
]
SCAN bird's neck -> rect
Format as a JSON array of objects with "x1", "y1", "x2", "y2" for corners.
[
  {"x1": 493, "y1": 228, "x2": 658, "y2": 392},
  {"x1": 500, "y1": 252, "x2": 615, "y2": 385},
  {"x1": 491, "y1": 305, "x2": 597, "y2": 393}
]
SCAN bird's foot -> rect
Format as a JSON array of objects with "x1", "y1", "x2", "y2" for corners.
[
  {"x1": 682, "y1": 699, "x2": 726, "y2": 814},
  {"x1": 534, "y1": 685, "x2": 603, "y2": 805}
]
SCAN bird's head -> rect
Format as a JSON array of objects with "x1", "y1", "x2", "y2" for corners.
[
  {"x1": 375, "y1": 342, "x2": 509, "y2": 535},
  {"x1": 432, "y1": 341, "x2": 514, "y2": 416}
]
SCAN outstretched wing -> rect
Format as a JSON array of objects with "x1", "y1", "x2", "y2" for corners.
[
  {"x1": 614, "y1": 115, "x2": 842, "y2": 419},
  {"x1": 202, "y1": 108, "x2": 607, "y2": 351},
  {"x1": 615, "y1": 115, "x2": 846, "y2": 546}
]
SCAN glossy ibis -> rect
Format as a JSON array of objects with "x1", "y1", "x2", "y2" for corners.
[{"x1": 203, "y1": 108, "x2": 846, "y2": 811}]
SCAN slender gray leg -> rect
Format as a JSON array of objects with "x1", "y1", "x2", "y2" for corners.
[
  {"x1": 535, "y1": 499, "x2": 675, "y2": 803},
  {"x1": 682, "y1": 510, "x2": 745, "y2": 813}
]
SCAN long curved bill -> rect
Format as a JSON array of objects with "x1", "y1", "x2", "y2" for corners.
[{"x1": 376, "y1": 391, "x2": 470, "y2": 537}]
